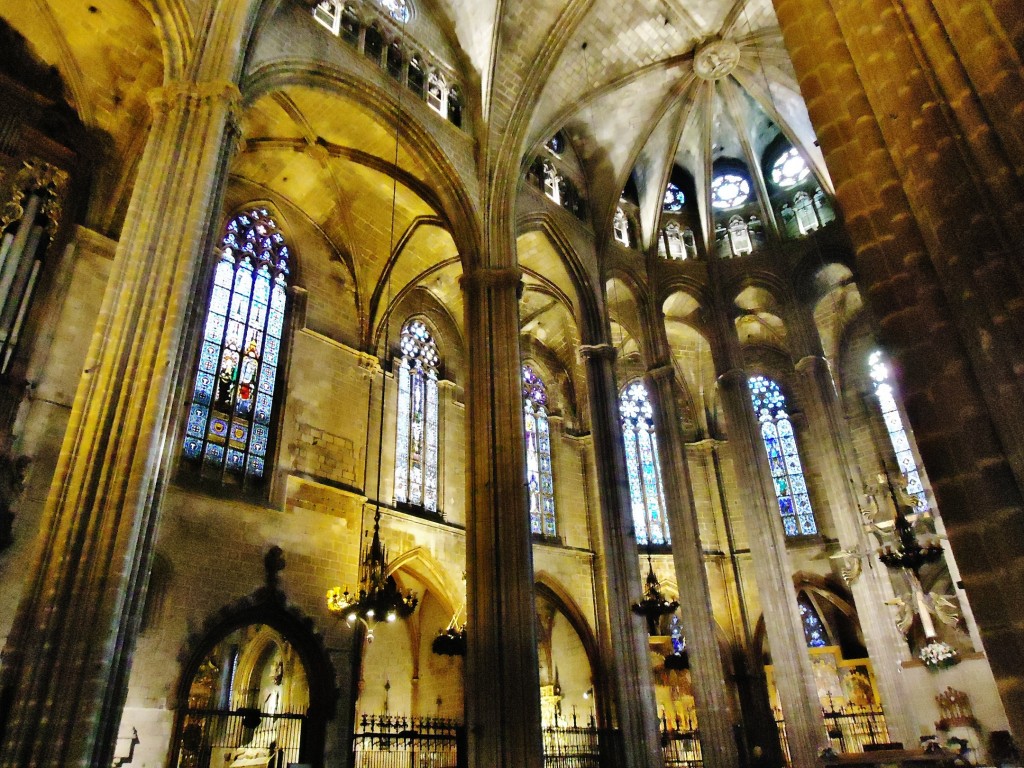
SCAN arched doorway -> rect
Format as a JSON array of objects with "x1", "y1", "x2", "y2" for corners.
[{"x1": 170, "y1": 602, "x2": 335, "y2": 768}]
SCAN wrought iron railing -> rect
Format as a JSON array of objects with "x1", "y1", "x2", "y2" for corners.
[
  {"x1": 174, "y1": 708, "x2": 304, "y2": 768},
  {"x1": 774, "y1": 701, "x2": 890, "y2": 766},
  {"x1": 542, "y1": 716, "x2": 602, "y2": 768},
  {"x1": 661, "y1": 712, "x2": 702, "y2": 768},
  {"x1": 352, "y1": 714, "x2": 461, "y2": 768}
]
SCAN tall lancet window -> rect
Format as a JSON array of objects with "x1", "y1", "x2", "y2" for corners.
[
  {"x1": 0, "y1": 161, "x2": 69, "y2": 375},
  {"x1": 394, "y1": 319, "x2": 439, "y2": 512},
  {"x1": 869, "y1": 351, "x2": 928, "y2": 511},
  {"x1": 749, "y1": 375, "x2": 817, "y2": 536},
  {"x1": 619, "y1": 380, "x2": 670, "y2": 546},
  {"x1": 183, "y1": 208, "x2": 290, "y2": 481},
  {"x1": 523, "y1": 364, "x2": 556, "y2": 536}
]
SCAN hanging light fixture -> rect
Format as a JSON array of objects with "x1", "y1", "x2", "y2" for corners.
[
  {"x1": 632, "y1": 552, "x2": 679, "y2": 635},
  {"x1": 327, "y1": 510, "x2": 418, "y2": 640}
]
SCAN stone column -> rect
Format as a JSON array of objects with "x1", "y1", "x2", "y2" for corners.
[
  {"x1": 579, "y1": 342, "x2": 664, "y2": 768},
  {"x1": 791, "y1": 348, "x2": 916, "y2": 744},
  {"x1": 0, "y1": 80, "x2": 243, "y2": 768},
  {"x1": 714, "y1": 365, "x2": 826, "y2": 768},
  {"x1": 644, "y1": 363, "x2": 739, "y2": 768},
  {"x1": 461, "y1": 267, "x2": 543, "y2": 768}
]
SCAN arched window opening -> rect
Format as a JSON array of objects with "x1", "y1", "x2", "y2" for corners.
[
  {"x1": 542, "y1": 161, "x2": 562, "y2": 205},
  {"x1": 183, "y1": 208, "x2": 290, "y2": 483},
  {"x1": 613, "y1": 207, "x2": 630, "y2": 247},
  {"x1": 312, "y1": 0, "x2": 343, "y2": 34},
  {"x1": 364, "y1": 25, "x2": 384, "y2": 64},
  {"x1": 395, "y1": 320, "x2": 439, "y2": 512},
  {"x1": 619, "y1": 380, "x2": 670, "y2": 546},
  {"x1": 665, "y1": 221, "x2": 685, "y2": 260},
  {"x1": 447, "y1": 87, "x2": 462, "y2": 127},
  {"x1": 797, "y1": 592, "x2": 830, "y2": 648},
  {"x1": 711, "y1": 173, "x2": 750, "y2": 210},
  {"x1": 793, "y1": 191, "x2": 819, "y2": 234},
  {"x1": 748, "y1": 376, "x2": 816, "y2": 536},
  {"x1": 408, "y1": 57, "x2": 425, "y2": 97},
  {"x1": 340, "y1": 5, "x2": 360, "y2": 44},
  {"x1": 426, "y1": 72, "x2": 447, "y2": 116},
  {"x1": 0, "y1": 161, "x2": 69, "y2": 375},
  {"x1": 386, "y1": 42, "x2": 404, "y2": 80},
  {"x1": 546, "y1": 134, "x2": 564, "y2": 155},
  {"x1": 869, "y1": 351, "x2": 928, "y2": 511},
  {"x1": 771, "y1": 148, "x2": 810, "y2": 189},
  {"x1": 663, "y1": 182, "x2": 685, "y2": 212},
  {"x1": 523, "y1": 365, "x2": 556, "y2": 537},
  {"x1": 379, "y1": 0, "x2": 410, "y2": 22}
]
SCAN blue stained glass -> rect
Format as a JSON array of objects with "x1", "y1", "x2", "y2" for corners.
[
  {"x1": 871, "y1": 350, "x2": 930, "y2": 511},
  {"x1": 619, "y1": 380, "x2": 670, "y2": 545},
  {"x1": 204, "y1": 443, "x2": 225, "y2": 464},
  {"x1": 259, "y1": 365, "x2": 276, "y2": 394},
  {"x1": 891, "y1": 430, "x2": 910, "y2": 452},
  {"x1": 749, "y1": 375, "x2": 817, "y2": 536},
  {"x1": 255, "y1": 393, "x2": 273, "y2": 425},
  {"x1": 183, "y1": 208, "x2": 290, "y2": 481},
  {"x1": 523, "y1": 364, "x2": 556, "y2": 536},
  {"x1": 883, "y1": 411, "x2": 903, "y2": 432},
  {"x1": 264, "y1": 336, "x2": 280, "y2": 367},
  {"x1": 799, "y1": 594, "x2": 828, "y2": 647},
  {"x1": 194, "y1": 373, "x2": 214, "y2": 406},
  {"x1": 187, "y1": 404, "x2": 208, "y2": 438},
  {"x1": 205, "y1": 313, "x2": 225, "y2": 343},
  {"x1": 268, "y1": 309, "x2": 284, "y2": 338},
  {"x1": 247, "y1": 455, "x2": 265, "y2": 478},
  {"x1": 210, "y1": 286, "x2": 230, "y2": 315},
  {"x1": 226, "y1": 449, "x2": 245, "y2": 472}
]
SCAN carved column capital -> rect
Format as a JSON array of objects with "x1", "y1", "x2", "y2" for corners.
[
  {"x1": 794, "y1": 354, "x2": 828, "y2": 375},
  {"x1": 577, "y1": 343, "x2": 617, "y2": 362},
  {"x1": 148, "y1": 80, "x2": 245, "y2": 153},
  {"x1": 459, "y1": 267, "x2": 523, "y2": 291},
  {"x1": 716, "y1": 367, "x2": 749, "y2": 389},
  {"x1": 646, "y1": 362, "x2": 675, "y2": 383}
]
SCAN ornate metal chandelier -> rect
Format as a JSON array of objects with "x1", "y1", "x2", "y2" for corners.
[
  {"x1": 632, "y1": 553, "x2": 679, "y2": 635},
  {"x1": 327, "y1": 509, "x2": 417, "y2": 640}
]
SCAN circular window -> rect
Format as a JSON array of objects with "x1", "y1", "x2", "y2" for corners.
[
  {"x1": 711, "y1": 173, "x2": 750, "y2": 209},
  {"x1": 379, "y1": 0, "x2": 410, "y2": 22},
  {"x1": 771, "y1": 148, "x2": 810, "y2": 188},
  {"x1": 663, "y1": 182, "x2": 685, "y2": 212}
]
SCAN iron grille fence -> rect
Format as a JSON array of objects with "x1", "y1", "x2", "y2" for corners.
[
  {"x1": 661, "y1": 713, "x2": 702, "y2": 768},
  {"x1": 352, "y1": 714, "x2": 461, "y2": 768},
  {"x1": 175, "y1": 708, "x2": 304, "y2": 768},
  {"x1": 775, "y1": 701, "x2": 890, "y2": 767},
  {"x1": 542, "y1": 721, "x2": 601, "y2": 768}
]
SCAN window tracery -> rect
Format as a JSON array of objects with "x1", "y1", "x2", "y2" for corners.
[
  {"x1": 663, "y1": 182, "x2": 685, "y2": 213},
  {"x1": 869, "y1": 351, "x2": 928, "y2": 511},
  {"x1": 395, "y1": 319, "x2": 439, "y2": 512},
  {"x1": 711, "y1": 173, "x2": 750, "y2": 210},
  {"x1": 183, "y1": 208, "x2": 290, "y2": 482},
  {"x1": 523, "y1": 365, "x2": 556, "y2": 536},
  {"x1": 427, "y1": 72, "x2": 447, "y2": 116},
  {"x1": 379, "y1": 0, "x2": 410, "y2": 22},
  {"x1": 312, "y1": 0, "x2": 343, "y2": 34},
  {"x1": 613, "y1": 207, "x2": 630, "y2": 247},
  {"x1": 771, "y1": 148, "x2": 810, "y2": 189},
  {"x1": 798, "y1": 592, "x2": 829, "y2": 647},
  {"x1": 542, "y1": 161, "x2": 563, "y2": 205},
  {"x1": 748, "y1": 375, "x2": 817, "y2": 536},
  {"x1": 665, "y1": 221, "x2": 685, "y2": 260},
  {"x1": 619, "y1": 380, "x2": 670, "y2": 546}
]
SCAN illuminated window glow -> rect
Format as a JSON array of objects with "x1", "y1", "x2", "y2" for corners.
[
  {"x1": 711, "y1": 173, "x2": 750, "y2": 209},
  {"x1": 619, "y1": 380, "x2": 670, "y2": 546},
  {"x1": 749, "y1": 375, "x2": 817, "y2": 536},
  {"x1": 869, "y1": 351, "x2": 928, "y2": 511},
  {"x1": 183, "y1": 209, "x2": 290, "y2": 481},
  {"x1": 523, "y1": 365, "x2": 556, "y2": 536},
  {"x1": 395, "y1": 320, "x2": 439, "y2": 512},
  {"x1": 663, "y1": 182, "x2": 685, "y2": 212},
  {"x1": 798, "y1": 593, "x2": 829, "y2": 647},
  {"x1": 771, "y1": 148, "x2": 810, "y2": 189},
  {"x1": 379, "y1": 0, "x2": 410, "y2": 22}
]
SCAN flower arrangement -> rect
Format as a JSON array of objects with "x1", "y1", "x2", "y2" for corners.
[{"x1": 919, "y1": 640, "x2": 959, "y2": 670}]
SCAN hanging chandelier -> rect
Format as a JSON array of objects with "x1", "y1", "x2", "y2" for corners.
[
  {"x1": 632, "y1": 553, "x2": 679, "y2": 635},
  {"x1": 327, "y1": 509, "x2": 418, "y2": 640},
  {"x1": 876, "y1": 473, "x2": 943, "y2": 577}
]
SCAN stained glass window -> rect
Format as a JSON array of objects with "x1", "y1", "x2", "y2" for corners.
[
  {"x1": 711, "y1": 173, "x2": 750, "y2": 210},
  {"x1": 749, "y1": 376, "x2": 817, "y2": 536},
  {"x1": 669, "y1": 614, "x2": 686, "y2": 654},
  {"x1": 663, "y1": 182, "x2": 685, "y2": 212},
  {"x1": 771, "y1": 148, "x2": 810, "y2": 188},
  {"x1": 395, "y1": 320, "x2": 439, "y2": 512},
  {"x1": 798, "y1": 592, "x2": 829, "y2": 647},
  {"x1": 379, "y1": 0, "x2": 410, "y2": 22},
  {"x1": 523, "y1": 365, "x2": 556, "y2": 536},
  {"x1": 183, "y1": 208, "x2": 290, "y2": 482},
  {"x1": 869, "y1": 351, "x2": 928, "y2": 511},
  {"x1": 619, "y1": 380, "x2": 670, "y2": 546},
  {"x1": 613, "y1": 207, "x2": 630, "y2": 247}
]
